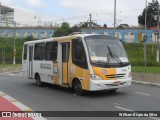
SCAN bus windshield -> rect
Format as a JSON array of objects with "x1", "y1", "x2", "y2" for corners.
[{"x1": 85, "y1": 35, "x2": 129, "y2": 67}]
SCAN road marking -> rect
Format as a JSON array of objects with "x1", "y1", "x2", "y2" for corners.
[
  {"x1": 9, "y1": 74, "x2": 15, "y2": 76},
  {"x1": 7, "y1": 73, "x2": 22, "y2": 77},
  {"x1": 3, "y1": 95, "x2": 17, "y2": 102},
  {"x1": 115, "y1": 106, "x2": 132, "y2": 111},
  {"x1": 0, "y1": 90, "x2": 47, "y2": 120},
  {"x1": 0, "y1": 91, "x2": 6, "y2": 96},
  {"x1": 114, "y1": 103, "x2": 120, "y2": 106},
  {"x1": 13, "y1": 102, "x2": 32, "y2": 111},
  {"x1": 135, "y1": 92, "x2": 151, "y2": 96}
]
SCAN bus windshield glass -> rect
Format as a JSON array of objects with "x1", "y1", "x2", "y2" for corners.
[{"x1": 85, "y1": 35, "x2": 129, "y2": 66}]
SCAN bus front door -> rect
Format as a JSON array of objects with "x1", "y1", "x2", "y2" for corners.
[
  {"x1": 62, "y1": 43, "x2": 70, "y2": 84},
  {"x1": 28, "y1": 45, "x2": 33, "y2": 79}
]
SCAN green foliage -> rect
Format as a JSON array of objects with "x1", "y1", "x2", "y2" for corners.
[
  {"x1": 53, "y1": 22, "x2": 82, "y2": 37},
  {"x1": 71, "y1": 25, "x2": 82, "y2": 33},
  {"x1": 138, "y1": 0, "x2": 159, "y2": 27},
  {"x1": 124, "y1": 43, "x2": 159, "y2": 66},
  {"x1": 24, "y1": 35, "x2": 34, "y2": 42},
  {"x1": 103, "y1": 24, "x2": 107, "y2": 28},
  {"x1": 53, "y1": 22, "x2": 71, "y2": 37},
  {"x1": 132, "y1": 66, "x2": 160, "y2": 74},
  {"x1": 78, "y1": 21, "x2": 102, "y2": 28},
  {"x1": 80, "y1": 22, "x2": 88, "y2": 28},
  {"x1": 0, "y1": 37, "x2": 25, "y2": 64}
]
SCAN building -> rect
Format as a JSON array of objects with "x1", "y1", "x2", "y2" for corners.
[{"x1": 0, "y1": 4, "x2": 41, "y2": 27}]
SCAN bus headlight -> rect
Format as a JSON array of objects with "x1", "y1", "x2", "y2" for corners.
[{"x1": 90, "y1": 75, "x2": 102, "y2": 80}]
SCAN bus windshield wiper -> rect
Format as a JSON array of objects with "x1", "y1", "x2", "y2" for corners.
[{"x1": 107, "y1": 45, "x2": 123, "y2": 65}]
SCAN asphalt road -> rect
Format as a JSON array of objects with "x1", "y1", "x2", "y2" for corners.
[{"x1": 0, "y1": 72, "x2": 160, "y2": 120}]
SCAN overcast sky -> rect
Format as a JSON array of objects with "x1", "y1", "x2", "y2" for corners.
[{"x1": 0, "y1": 0, "x2": 158, "y2": 27}]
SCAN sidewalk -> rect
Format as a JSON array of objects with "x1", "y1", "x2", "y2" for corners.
[{"x1": 0, "y1": 91, "x2": 33, "y2": 120}]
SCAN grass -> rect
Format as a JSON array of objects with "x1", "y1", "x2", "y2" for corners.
[
  {"x1": 0, "y1": 64, "x2": 21, "y2": 69},
  {"x1": 0, "y1": 64, "x2": 159, "y2": 74},
  {"x1": 132, "y1": 66, "x2": 160, "y2": 74},
  {"x1": 124, "y1": 43, "x2": 159, "y2": 66}
]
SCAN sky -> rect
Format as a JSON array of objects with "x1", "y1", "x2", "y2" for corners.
[{"x1": 0, "y1": 0, "x2": 158, "y2": 27}]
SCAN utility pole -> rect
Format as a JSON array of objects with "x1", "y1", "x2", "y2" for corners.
[
  {"x1": 144, "y1": 0, "x2": 147, "y2": 70},
  {"x1": 157, "y1": 3, "x2": 160, "y2": 63},
  {"x1": 0, "y1": 2, "x2": 5, "y2": 64},
  {"x1": 89, "y1": 13, "x2": 92, "y2": 32},
  {"x1": 13, "y1": 21, "x2": 16, "y2": 65},
  {"x1": 0, "y1": 2, "x2": 1, "y2": 15},
  {"x1": 114, "y1": 0, "x2": 117, "y2": 36}
]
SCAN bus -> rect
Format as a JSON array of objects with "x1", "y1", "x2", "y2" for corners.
[{"x1": 22, "y1": 34, "x2": 132, "y2": 95}]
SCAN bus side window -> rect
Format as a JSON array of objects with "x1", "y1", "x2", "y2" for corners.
[
  {"x1": 72, "y1": 38, "x2": 88, "y2": 69},
  {"x1": 45, "y1": 42, "x2": 58, "y2": 61},
  {"x1": 23, "y1": 44, "x2": 28, "y2": 60},
  {"x1": 34, "y1": 43, "x2": 45, "y2": 60}
]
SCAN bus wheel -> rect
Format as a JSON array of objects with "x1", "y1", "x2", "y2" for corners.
[
  {"x1": 73, "y1": 80, "x2": 84, "y2": 96},
  {"x1": 35, "y1": 74, "x2": 44, "y2": 87}
]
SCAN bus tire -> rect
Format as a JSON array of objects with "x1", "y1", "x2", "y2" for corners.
[
  {"x1": 35, "y1": 74, "x2": 44, "y2": 87},
  {"x1": 73, "y1": 79, "x2": 84, "y2": 96}
]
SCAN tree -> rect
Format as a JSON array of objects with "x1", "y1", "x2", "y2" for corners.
[
  {"x1": 79, "y1": 22, "x2": 89, "y2": 28},
  {"x1": 24, "y1": 35, "x2": 34, "y2": 42},
  {"x1": 71, "y1": 25, "x2": 82, "y2": 33},
  {"x1": 53, "y1": 22, "x2": 81, "y2": 37},
  {"x1": 53, "y1": 22, "x2": 71, "y2": 37},
  {"x1": 138, "y1": 0, "x2": 159, "y2": 28},
  {"x1": 78, "y1": 21, "x2": 102, "y2": 28},
  {"x1": 103, "y1": 24, "x2": 107, "y2": 28}
]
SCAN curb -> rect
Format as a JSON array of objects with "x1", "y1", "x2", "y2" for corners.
[
  {"x1": 0, "y1": 91, "x2": 46, "y2": 120},
  {"x1": 0, "y1": 91, "x2": 32, "y2": 111},
  {"x1": 132, "y1": 80, "x2": 160, "y2": 87}
]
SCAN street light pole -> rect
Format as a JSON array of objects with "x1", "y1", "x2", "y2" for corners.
[
  {"x1": 144, "y1": 0, "x2": 147, "y2": 70},
  {"x1": 13, "y1": 21, "x2": 16, "y2": 65},
  {"x1": 114, "y1": 0, "x2": 116, "y2": 36},
  {"x1": 157, "y1": 2, "x2": 160, "y2": 63}
]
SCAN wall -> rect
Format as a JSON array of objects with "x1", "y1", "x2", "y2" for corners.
[
  {"x1": 0, "y1": 27, "x2": 158, "y2": 43},
  {"x1": 0, "y1": 27, "x2": 54, "y2": 40}
]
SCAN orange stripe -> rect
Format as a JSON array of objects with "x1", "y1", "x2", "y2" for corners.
[{"x1": 92, "y1": 66, "x2": 116, "y2": 80}]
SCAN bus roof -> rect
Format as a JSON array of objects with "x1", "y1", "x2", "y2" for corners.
[{"x1": 24, "y1": 34, "x2": 117, "y2": 45}]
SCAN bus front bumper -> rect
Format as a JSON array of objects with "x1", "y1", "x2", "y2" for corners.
[{"x1": 89, "y1": 78, "x2": 132, "y2": 91}]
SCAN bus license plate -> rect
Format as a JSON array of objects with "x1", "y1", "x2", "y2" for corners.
[{"x1": 113, "y1": 81, "x2": 121, "y2": 86}]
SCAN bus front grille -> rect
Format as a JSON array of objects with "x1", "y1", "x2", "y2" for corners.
[{"x1": 105, "y1": 74, "x2": 126, "y2": 79}]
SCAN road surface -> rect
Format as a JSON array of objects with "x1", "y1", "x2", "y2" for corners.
[{"x1": 0, "y1": 72, "x2": 160, "y2": 120}]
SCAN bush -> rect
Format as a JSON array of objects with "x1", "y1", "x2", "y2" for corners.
[
  {"x1": 124, "y1": 43, "x2": 159, "y2": 66},
  {"x1": 0, "y1": 37, "x2": 25, "y2": 64}
]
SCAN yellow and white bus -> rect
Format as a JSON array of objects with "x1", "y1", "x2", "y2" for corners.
[{"x1": 22, "y1": 34, "x2": 132, "y2": 95}]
